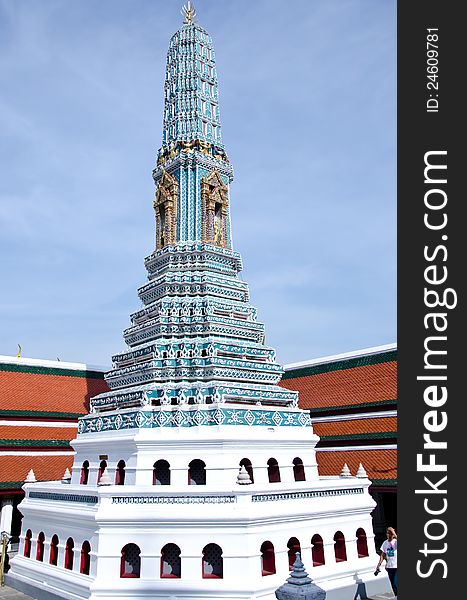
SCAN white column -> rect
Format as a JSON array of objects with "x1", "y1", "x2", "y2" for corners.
[{"x1": 0, "y1": 499, "x2": 13, "y2": 535}]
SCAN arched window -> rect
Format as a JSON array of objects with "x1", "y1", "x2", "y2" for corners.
[
  {"x1": 188, "y1": 459, "x2": 206, "y2": 485},
  {"x1": 287, "y1": 537, "x2": 301, "y2": 570},
  {"x1": 36, "y1": 532, "x2": 45, "y2": 562},
  {"x1": 334, "y1": 531, "x2": 347, "y2": 562},
  {"x1": 356, "y1": 528, "x2": 369, "y2": 558},
  {"x1": 80, "y1": 541, "x2": 91, "y2": 575},
  {"x1": 49, "y1": 534, "x2": 59, "y2": 566},
  {"x1": 292, "y1": 457, "x2": 306, "y2": 481},
  {"x1": 311, "y1": 534, "x2": 325, "y2": 567},
  {"x1": 97, "y1": 460, "x2": 107, "y2": 483},
  {"x1": 260, "y1": 541, "x2": 276, "y2": 576},
  {"x1": 160, "y1": 543, "x2": 181, "y2": 578},
  {"x1": 267, "y1": 458, "x2": 280, "y2": 483},
  {"x1": 202, "y1": 543, "x2": 223, "y2": 578},
  {"x1": 239, "y1": 458, "x2": 254, "y2": 483},
  {"x1": 120, "y1": 543, "x2": 141, "y2": 578},
  {"x1": 153, "y1": 460, "x2": 171, "y2": 485},
  {"x1": 64, "y1": 537, "x2": 74, "y2": 570},
  {"x1": 80, "y1": 460, "x2": 89, "y2": 485},
  {"x1": 24, "y1": 529, "x2": 32, "y2": 558},
  {"x1": 115, "y1": 460, "x2": 126, "y2": 485}
]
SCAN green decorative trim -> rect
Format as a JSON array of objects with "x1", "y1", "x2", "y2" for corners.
[
  {"x1": 370, "y1": 479, "x2": 397, "y2": 487},
  {"x1": 0, "y1": 362, "x2": 106, "y2": 379},
  {"x1": 309, "y1": 399, "x2": 397, "y2": 415},
  {"x1": 282, "y1": 350, "x2": 397, "y2": 380},
  {"x1": 79, "y1": 407, "x2": 311, "y2": 434},
  {"x1": 0, "y1": 409, "x2": 83, "y2": 419},
  {"x1": 319, "y1": 432, "x2": 397, "y2": 442},
  {"x1": 0, "y1": 481, "x2": 23, "y2": 490},
  {"x1": 0, "y1": 439, "x2": 71, "y2": 448}
]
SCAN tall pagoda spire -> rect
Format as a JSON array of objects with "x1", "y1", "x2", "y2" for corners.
[
  {"x1": 154, "y1": 9, "x2": 231, "y2": 248},
  {"x1": 161, "y1": 5, "x2": 223, "y2": 150},
  {"x1": 86, "y1": 9, "x2": 297, "y2": 419}
]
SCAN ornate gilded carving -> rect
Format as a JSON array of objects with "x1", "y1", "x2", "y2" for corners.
[
  {"x1": 201, "y1": 170, "x2": 229, "y2": 247},
  {"x1": 154, "y1": 170, "x2": 179, "y2": 249},
  {"x1": 181, "y1": 0, "x2": 196, "y2": 25},
  {"x1": 181, "y1": 140, "x2": 195, "y2": 152},
  {"x1": 157, "y1": 140, "x2": 229, "y2": 166},
  {"x1": 198, "y1": 140, "x2": 211, "y2": 155}
]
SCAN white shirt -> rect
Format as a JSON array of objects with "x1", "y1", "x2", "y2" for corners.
[{"x1": 380, "y1": 539, "x2": 397, "y2": 569}]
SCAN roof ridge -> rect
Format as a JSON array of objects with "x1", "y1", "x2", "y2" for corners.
[{"x1": 284, "y1": 343, "x2": 397, "y2": 370}]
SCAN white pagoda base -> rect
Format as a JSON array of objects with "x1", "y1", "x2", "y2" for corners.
[{"x1": 9, "y1": 405, "x2": 393, "y2": 600}]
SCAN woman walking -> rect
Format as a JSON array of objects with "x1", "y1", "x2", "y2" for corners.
[{"x1": 376, "y1": 527, "x2": 398, "y2": 598}]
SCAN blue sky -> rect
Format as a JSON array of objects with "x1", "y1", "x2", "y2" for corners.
[{"x1": 0, "y1": 0, "x2": 396, "y2": 367}]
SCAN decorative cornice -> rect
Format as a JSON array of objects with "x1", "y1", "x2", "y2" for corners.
[
  {"x1": 252, "y1": 487, "x2": 364, "y2": 502},
  {"x1": 112, "y1": 495, "x2": 235, "y2": 505},
  {"x1": 153, "y1": 150, "x2": 234, "y2": 183},
  {"x1": 79, "y1": 407, "x2": 310, "y2": 434},
  {"x1": 29, "y1": 491, "x2": 98, "y2": 504},
  {"x1": 157, "y1": 140, "x2": 229, "y2": 167}
]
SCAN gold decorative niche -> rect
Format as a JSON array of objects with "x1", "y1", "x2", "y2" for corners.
[
  {"x1": 154, "y1": 170, "x2": 178, "y2": 249},
  {"x1": 201, "y1": 170, "x2": 229, "y2": 247}
]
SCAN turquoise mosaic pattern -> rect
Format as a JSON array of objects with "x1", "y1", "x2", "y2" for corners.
[
  {"x1": 79, "y1": 407, "x2": 311, "y2": 434},
  {"x1": 89, "y1": 17, "x2": 299, "y2": 416},
  {"x1": 162, "y1": 24, "x2": 222, "y2": 148}
]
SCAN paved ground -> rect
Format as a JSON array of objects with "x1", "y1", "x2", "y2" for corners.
[
  {"x1": 0, "y1": 583, "x2": 395, "y2": 600},
  {"x1": 0, "y1": 587, "x2": 35, "y2": 600},
  {"x1": 1, "y1": 545, "x2": 35, "y2": 599},
  {"x1": 0, "y1": 584, "x2": 395, "y2": 600},
  {"x1": 2, "y1": 544, "x2": 395, "y2": 600}
]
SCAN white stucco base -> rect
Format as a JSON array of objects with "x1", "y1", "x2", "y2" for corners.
[{"x1": 9, "y1": 412, "x2": 393, "y2": 599}]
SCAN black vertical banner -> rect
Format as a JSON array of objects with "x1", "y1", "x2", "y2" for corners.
[{"x1": 398, "y1": 2, "x2": 463, "y2": 598}]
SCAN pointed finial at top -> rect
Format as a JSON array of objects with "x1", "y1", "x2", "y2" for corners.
[
  {"x1": 25, "y1": 469, "x2": 36, "y2": 483},
  {"x1": 275, "y1": 553, "x2": 326, "y2": 600},
  {"x1": 356, "y1": 462, "x2": 368, "y2": 478},
  {"x1": 236, "y1": 465, "x2": 252, "y2": 485},
  {"x1": 181, "y1": 0, "x2": 196, "y2": 24},
  {"x1": 340, "y1": 463, "x2": 352, "y2": 477}
]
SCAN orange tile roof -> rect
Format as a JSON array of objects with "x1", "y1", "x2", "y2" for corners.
[
  {"x1": 0, "y1": 425, "x2": 77, "y2": 442},
  {"x1": 280, "y1": 361, "x2": 397, "y2": 410},
  {"x1": 313, "y1": 417, "x2": 397, "y2": 438},
  {"x1": 316, "y1": 449, "x2": 397, "y2": 482},
  {"x1": 0, "y1": 370, "x2": 109, "y2": 414},
  {"x1": 0, "y1": 455, "x2": 74, "y2": 487}
]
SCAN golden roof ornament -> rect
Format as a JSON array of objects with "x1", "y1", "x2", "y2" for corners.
[{"x1": 181, "y1": 0, "x2": 196, "y2": 24}]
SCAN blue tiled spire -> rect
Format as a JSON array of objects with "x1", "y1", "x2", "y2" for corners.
[
  {"x1": 88, "y1": 6, "x2": 300, "y2": 415},
  {"x1": 162, "y1": 22, "x2": 223, "y2": 148},
  {"x1": 152, "y1": 10, "x2": 232, "y2": 248}
]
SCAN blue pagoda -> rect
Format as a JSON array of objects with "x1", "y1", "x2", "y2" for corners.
[
  {"x1": 10, "y1": 5, "x2": 385, "y2": 600},
  {"x1": 88, "y1": 0, "x2": 298, "y2": 419}
]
